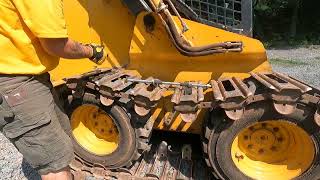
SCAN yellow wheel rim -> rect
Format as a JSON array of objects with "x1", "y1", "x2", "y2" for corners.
[
  {"x1": 231, "y1": 121, "x2": 315, "y2": 180},
  {"x1": 71, "y1": 104, "x2": 119, "y2": 155}
]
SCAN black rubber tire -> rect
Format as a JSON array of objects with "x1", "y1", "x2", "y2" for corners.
[
  {"x1": 204, "y1": 100, "x2": 320, "y2": 180},
  {"x1": 65, "y1": 92, "x2": 150, "y2": 168}
]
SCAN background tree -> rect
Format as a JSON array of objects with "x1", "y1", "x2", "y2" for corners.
[
  {"x1": 253, "y1": 0, "x2": 320, "y2": 46},
  {"x1": 289, "y1": 0, "x2": 300, "y2": 38}
]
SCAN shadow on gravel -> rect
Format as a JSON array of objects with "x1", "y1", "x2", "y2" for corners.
[{"x1": 22, "y1": 159, "x2": 41, "y2": 180}]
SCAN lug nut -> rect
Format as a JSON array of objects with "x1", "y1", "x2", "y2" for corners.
[
  {"x1": 93, "y1": 113, "x2": 97, "y2": 119},
  {"x1": 258, "y1": 149, "x2": 264, "y2": 154},
  {"x1": 235, "y1": 152, "x2": 244, "y2": 162}
]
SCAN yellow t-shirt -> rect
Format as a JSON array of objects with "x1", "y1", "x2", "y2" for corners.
[{"x1": 0, "y1": 0, "x2": 68, "y2": 74}]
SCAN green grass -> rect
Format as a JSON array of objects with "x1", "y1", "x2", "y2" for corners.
[{"x1": 269, "y1": 58, "x2": 309, "y2": 66}]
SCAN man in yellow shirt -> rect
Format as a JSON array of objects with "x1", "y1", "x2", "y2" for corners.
[{"x1": 0, "y1": 0, "x2": 105, "y2": 179}]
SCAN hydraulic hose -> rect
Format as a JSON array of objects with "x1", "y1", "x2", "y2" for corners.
[{"x1": 146, "y1": 0, "x2": 243, "y2": 56}]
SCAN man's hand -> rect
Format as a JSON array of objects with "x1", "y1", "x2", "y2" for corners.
[{"x1": 87, "y1": 44, "x2": 106, "y2": 65}]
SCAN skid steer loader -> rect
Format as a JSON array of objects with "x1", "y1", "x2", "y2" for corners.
[{"x1": 50, "y1": 0, "x2": 320, "y2": 179}]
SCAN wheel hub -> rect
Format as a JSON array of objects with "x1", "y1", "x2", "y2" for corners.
[
  {"x1": 71, "y1": 105, "x2": 119, "y2": 156},
  {"x1": 231, "y1": 121, "x2": 315, "y2": 180}
]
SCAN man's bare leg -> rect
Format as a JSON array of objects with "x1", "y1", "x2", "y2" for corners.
[{"x1": 41, "y1": 167, "x2": 72, "y2": 180}]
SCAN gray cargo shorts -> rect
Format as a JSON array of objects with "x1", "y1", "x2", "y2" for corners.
[{"x1": 0, "y1": 73, "x2": 74, "y2": 175}]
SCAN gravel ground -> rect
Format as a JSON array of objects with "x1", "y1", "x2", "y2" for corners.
[
  {"x1": 0, "y1": 47, "x2": 319, "y2": 180},
  {"x1": 0, "y1": 135, "x2": 40, "y2": 180},
  {"x1": 267, "y1": 46, "x2": 320, "y2": 88}
]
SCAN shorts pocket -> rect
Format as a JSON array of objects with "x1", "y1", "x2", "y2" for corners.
[
  {"x1": 1, "y1": 87, "x2": 53, "y2": 139},
  {"x1": 0, "y1": 94, "x2": 15, "y2": 128},
  {"x1": 0, "y1": 75, "x2": 54, "y2": 139},
  {"x1": 3, "y1": 111, "x2": 51, "y2": 139},
  {"x1": 14, "y1": 119, "x2": 72, "y2": 169},
  {"x1": 15, "y1": 134, "x2": 51, "y2": 168}
]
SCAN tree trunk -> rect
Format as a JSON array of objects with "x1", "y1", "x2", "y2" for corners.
[{"x1": 290, "y1": 0, "x2": 300, "y2": 38}]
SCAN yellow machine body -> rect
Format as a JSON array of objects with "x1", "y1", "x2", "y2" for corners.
[{"x1": 50, "y1": 0, "x2": 272, "y2": 134}]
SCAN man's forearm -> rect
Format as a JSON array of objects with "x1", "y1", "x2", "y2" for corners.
[
  {"x1": 39, "y1": 38, "x2": 93, "y2": 59},
  {"x1": 63, "y1": 39, "x2": 93, "y2": 59}
]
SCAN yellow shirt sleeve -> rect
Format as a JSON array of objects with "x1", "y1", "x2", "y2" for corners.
[{"x1": 11, "y1": 0, "x2": 68, "y2": 38}]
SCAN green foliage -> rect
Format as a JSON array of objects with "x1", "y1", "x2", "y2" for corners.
[
  {"x1": 255, "y1": 0, "x2": 288, "y2": 16},
  {"x1": 269, "y1": 58, "x2": 308, "y2": 66},
  {"x1": 254, "y1": 0, "x2": 320, "y2": 47}
]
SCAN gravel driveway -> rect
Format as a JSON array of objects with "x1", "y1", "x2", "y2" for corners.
[
  {"x1": 268, "y1": 46, "x2": 320, "y2": 88},
  {"x1": 0, "y1": 47, "x2": 319, "y2": 180}
]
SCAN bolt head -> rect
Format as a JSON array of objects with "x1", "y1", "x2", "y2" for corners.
[
  {"x1": 235, "y1": 152, "x2": 244, "y2": 160},
  {"x1": 93, "y1": 113, "x2": 97, "y2": 119},
  {"x1": 258, "y1": 149, "x2": 264, "y2": 154},
  {"x1": 273, "y1": 127, "x2": 279, "y2": 132}
]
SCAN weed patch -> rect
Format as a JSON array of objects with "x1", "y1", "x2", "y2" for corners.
[{"x1": 270, "y1": 58, "x2": 309, "y2": 66}]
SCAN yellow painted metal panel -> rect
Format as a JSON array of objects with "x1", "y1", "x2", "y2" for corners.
[
  {"x1": 50, "y1": 0, "x2": 135, "y2": 83},
  {"x1": 128, "y1": 13, "x2": 271, "y2": 83}
]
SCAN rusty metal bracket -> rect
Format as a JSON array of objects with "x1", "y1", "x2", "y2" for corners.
[
  {"x1": 172, "y1": 84, "x2": 204, "y2": 123},
  {"x1": 273, "y1": 102, "x2": 297, "y2": 115},
  {"x1": 251, "y1": 72, "x2": 313, "y2": 115},
  {"x1": 211, "y1": 77, "x2": 252, "y2": 120},
  {"x1": 211, "y1": 77, "x2": 252, "y2": 104},
  {"x1": 130, "y1": 78, "x2": 167, "y2": 116},
  {"x1": 96, "y1": 69, "x2": 139, "y2": 106},
  {"x1": 251, "y1": 72, "x2": 311, "y2": 101},
  {"x1": 72, "y1": 81, "x2": 86, "y2": 99},
  {"x1": 225, "y1": 108, "x2": 245, "y2": 121}
]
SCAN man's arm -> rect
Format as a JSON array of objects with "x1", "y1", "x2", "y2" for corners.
[{"x1": 39, "y1": 38, "x2": 93, "y2": 59}]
